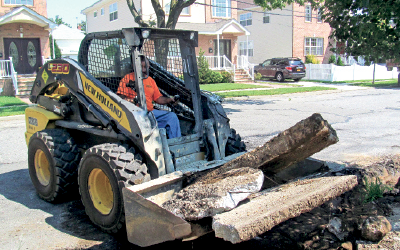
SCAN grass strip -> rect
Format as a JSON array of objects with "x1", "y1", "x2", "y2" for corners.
[
  {"x1": 216, "y1": 86, "x2": 336, "y2": 98},
  {"x1": 0, "y1": 96, "x2": 29, "y2": 117},
  {"x1": 0, "y1": 105, "x2": 28, "y2": 117},
  {"x1": 0, "y1": 96, "x2": 27, "y2": 107},
  {"x1": 200, "y1": 83, "x2": 271, "y2": 92}
]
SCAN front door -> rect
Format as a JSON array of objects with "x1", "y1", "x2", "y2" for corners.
[
  {"x1": 4, "y1": 38, "x2": 42, "y2": 74},
  {"x1": 214, "y1": 39, "x2": 231, "y2": 68}
]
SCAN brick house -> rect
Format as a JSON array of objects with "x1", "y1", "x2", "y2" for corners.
[
  {"x1": 0, "y1": 0, "x2": 56, "y2": 74},
  {"x1": 81, "y1": 0, "x2": 250, "y2": 68},
  {"x1": 237, "y1": 0, "x2": 334, "y2": 64}
]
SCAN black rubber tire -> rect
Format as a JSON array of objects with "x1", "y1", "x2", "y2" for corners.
[
  {"x1": 28, "y1": 129, "x2": 80, "y2": 202},
  {"x1": 225, "y1": 128, "x2": 247, "y2": 156},
  {"x1": 78, "y1": 143, "x2": 150, "y2": 234},
  {"x1": 276, "y1": 72, "x2": 284, "y2": 82}
]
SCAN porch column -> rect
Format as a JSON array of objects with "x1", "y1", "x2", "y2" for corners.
[
  {"x1": 217, "y1": 34, "x2": 220, "y2": 70},
  {"x1": 246, "y1": 35, "x2": 249, "y2": 60},
  {"x1": 51, "y1": 28, "x2": 55, "y2": 59}
]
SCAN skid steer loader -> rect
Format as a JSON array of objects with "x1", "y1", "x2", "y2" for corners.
[
  {"x1": 25, "y1": 28, "x2": 356, "y2": 247},
  {"x1": 25, "y1": 27, "x2": 246, "y2": 245}
]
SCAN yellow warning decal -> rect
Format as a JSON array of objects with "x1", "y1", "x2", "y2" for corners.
[
  {"x1": 42, "y1": 70, "x2": 49, "y2": 84},
  {"x1": 79, "y1": 72, "x2": 132, "y2": 133}
]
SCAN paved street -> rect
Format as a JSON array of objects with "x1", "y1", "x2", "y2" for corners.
[
  {"x1": 1, "y1": 83, "x2": 400, "y2": 249},
  {"x1": 224, "y1": 84, "x2": 400, "y2": 167}
]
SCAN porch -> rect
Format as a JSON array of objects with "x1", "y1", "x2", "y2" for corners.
[
  {"x1": 0, "y1": 56, "x2": 50, "y2": 96},
  {"x1": 200, "y1": 55, "x2": 255, "y2": 82}
]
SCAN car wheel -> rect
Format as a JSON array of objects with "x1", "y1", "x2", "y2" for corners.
[{"x1": 276, "y1": 72, "x2": 284, "y2": 82}]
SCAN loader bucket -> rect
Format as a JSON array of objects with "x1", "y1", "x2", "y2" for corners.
[{"x1": 122, "y1": 171, "x2": 191, "y2": 247}]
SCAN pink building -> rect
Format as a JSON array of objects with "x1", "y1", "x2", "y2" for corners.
[{"x1": 0, "y1": 0, "x2": 55, "y2": 74}]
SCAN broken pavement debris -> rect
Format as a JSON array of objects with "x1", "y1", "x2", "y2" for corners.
[
  {"x1": 212, "y1": 175, "x2": 358, "y2": 244},
  {"x1": 162, "y1": 167, "x2": 264, "y2": 220}
]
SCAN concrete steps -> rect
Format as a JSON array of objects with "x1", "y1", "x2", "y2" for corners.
[
  {"x1": 234, "y1": 69, "x2": 253, "y2": 83},
  {"x1": 16, "y1": 74, "x2": 36, "y2": 97}
]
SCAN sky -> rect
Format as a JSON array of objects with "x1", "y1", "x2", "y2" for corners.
[{"x1": 47, "y1": 0, "x2": 99, "y2": 28}]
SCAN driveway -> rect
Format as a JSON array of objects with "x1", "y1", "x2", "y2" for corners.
[{"x1": 1, "y1": 84, "x2": 400, "y2": 249}]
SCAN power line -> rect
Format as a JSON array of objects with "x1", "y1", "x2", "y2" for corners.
[
  {"x1": 233, "y1": 0, "x2": 311, "y2": 15},
  {"x1": 194, "y1": 1, "x2": 323, "y2": 20}
]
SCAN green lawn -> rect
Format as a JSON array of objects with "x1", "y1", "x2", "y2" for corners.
[
  {"x1": 200, "y1": 83, "x2": 271, "y2": 92},
  {"x1": 351, "y1": 79, "x2": 399, "y2": 87},
  {"x1": 0, "y1": 96, "x2": 29, "y2": 117},
  {"x1": 215, "y1": 86, "x2": 336, "y2": 98},
  {"x1": 306, "y1": 79, "x2": 399, "y2": 87}
]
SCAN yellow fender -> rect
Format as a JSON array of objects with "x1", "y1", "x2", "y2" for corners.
[{"x1": 25, "y1": 106, "x2": 63, "y2": 146}]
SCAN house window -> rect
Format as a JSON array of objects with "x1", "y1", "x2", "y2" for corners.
[
  {"x1": 263, "y1": 12, "x2": 270, "y2": 23},
  {"x1": 212, "y1": 0, "x2": 231, "y2": 18},
  {"x1": 94, "y1": 11, "x2": 98, "y2": 18},
  {"x1": 305, "y1": 37, "x2": 323, "y2": 55},
  {"x1": 165, "y1": 1, "x2": 189, "y2": 15},
  {"x1": 109, "y1": 3, "x2": 118, "y2": 21},
  {"x1": 101, "y1": 8, "x2": 104, "y2": 15},
  {"x1": 239, "y1": 41, "x2": 253, "y2": 57},
  {"x1": 305, "y1": 5, "x2": 312, "y2": 22},
  {"x1": 317, "y1": 8, "x2": 322, "y2": 22},
  {"x1": 4, "y1": 0, "x2": 33, "y2": 5},
  {"x1": 239, "y1": 13, "x2": 252, "y2": 26}
]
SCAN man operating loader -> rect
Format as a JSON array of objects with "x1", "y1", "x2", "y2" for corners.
[{"x1": 117, "y1": 56, "x2": 181, "y2": 138}]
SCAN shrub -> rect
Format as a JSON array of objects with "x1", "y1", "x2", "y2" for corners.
[
  {"x1": 336, "y1": 56, "x2": 344, "y2": 66},
  {"x1": 305, "y1": 54, "x2": 320, "y2": 64},
  {"x1": 198, "y1": 48, "x2": 210, "y2": 84},
  {"x1": 197, "y1": 48, "x2": 226, "y2": 84},
  {"x1": 255, "y1": 72, "x2": 262, "y2": 80},
  {"x1": 328, "y1": 55, "x2": 336, "y2": 64},
  {"x1": 362, "y1": 177, "x2": 392, "y2": 203},
  {"x1": 206, "y1": 71, "x2": 223, "y2": 84},
  {"x1": 220, "y1": 71, "x2": 233, "y2": 83}
]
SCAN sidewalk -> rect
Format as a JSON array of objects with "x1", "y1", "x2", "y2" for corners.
[{"x1": 238, "y1": 80, "x2": 369, "y2": 91}]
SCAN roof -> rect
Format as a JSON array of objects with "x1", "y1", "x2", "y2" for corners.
[
  {"x1": 0, "y1": 6, "x2": 56, "y2": 29},
  {"x1": 81, "y1": 0, "x2": 107, "y2": 14},
  {"x1": 176, "y1": 19, "x2": 250, "y2": 35},
  {"x1": 52, "y1": 24, "x2": 85, "y2": 40}
]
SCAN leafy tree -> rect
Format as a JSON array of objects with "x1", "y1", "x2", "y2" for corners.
[
  {"x1": 78, "y1": 20, "x2": 87, "y2": 34},
  {"x1": 49, "y1": 15, "x2": 72, "y2": 28},
  {"x1": 126, "y1": 0, "x2": 196, "y2": 29},
  {"x1": 49, "y1": 35, "x2": 61, "y2": 59}
]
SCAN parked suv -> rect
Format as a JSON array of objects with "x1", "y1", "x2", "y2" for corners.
[{"x1": 254, "y1": 57, "x2": 306, "y2": 82}]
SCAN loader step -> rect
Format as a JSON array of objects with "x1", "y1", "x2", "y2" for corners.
[{"x1": 212, "y1": 175, "x2": 358, "y2": 244}]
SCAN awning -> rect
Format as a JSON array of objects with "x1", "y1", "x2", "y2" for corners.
[{"x1": 0, "y1": 6, "x2": 57, "y2": 30}]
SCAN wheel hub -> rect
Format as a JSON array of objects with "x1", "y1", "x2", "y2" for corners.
[
  {"x1": 88, "y1": 168, "x2": 114, "y2": 215},
  {"x1": 34, "y1": 149, "x2": 51, "y2": 186}
]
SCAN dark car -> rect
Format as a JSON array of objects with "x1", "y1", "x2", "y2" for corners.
[{"x1": 254, "y1": 57, "x2": 306, "y2": 82}]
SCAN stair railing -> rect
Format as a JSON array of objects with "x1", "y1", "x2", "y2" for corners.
[
  {"x1": 236, "y1": 55, "x2": 255, "y2": 80},
  {"x1": 0, "y1": 57, "x2": 18, "y2": 95}
]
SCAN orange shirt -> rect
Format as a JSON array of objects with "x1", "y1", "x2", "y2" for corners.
[{"x1": 117, "y1": 72, "x2": 162, "y2": 111}]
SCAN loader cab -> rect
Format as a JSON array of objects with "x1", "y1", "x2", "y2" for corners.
[{"x1": 77, "y1": 28, "x2": 234, "y2": 172}]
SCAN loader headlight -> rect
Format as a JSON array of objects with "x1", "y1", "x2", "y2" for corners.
[
  {"x1": 190, "y1": 32, "x2": 195, "y2": 40},
  {"x1": 142, "y1": 29, "x2": 150, "y2": 39}
]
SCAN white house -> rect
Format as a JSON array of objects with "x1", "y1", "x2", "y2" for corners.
[{"x1": 52, "y1": 24, "x2": 85, "y2": 61}]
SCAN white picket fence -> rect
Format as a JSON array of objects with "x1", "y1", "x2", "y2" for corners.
[{"x1": 304, "y1": 63, "x2": 399, "y2": 82}]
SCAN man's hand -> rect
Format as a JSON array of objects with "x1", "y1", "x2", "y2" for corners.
[{"x1": 155, "y1": 96, "x2": 179, "y2": 105}]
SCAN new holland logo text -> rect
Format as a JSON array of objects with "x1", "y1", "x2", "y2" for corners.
[
  {"x1": 84, "y1": 82, "x2": 122, "y2": 118},
  {"x1": 79, "y1": 72, "x2": 131, "y2": 133},
  {"x1": 48, "y1": 63, "x2": 70, "y2": 74}
]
